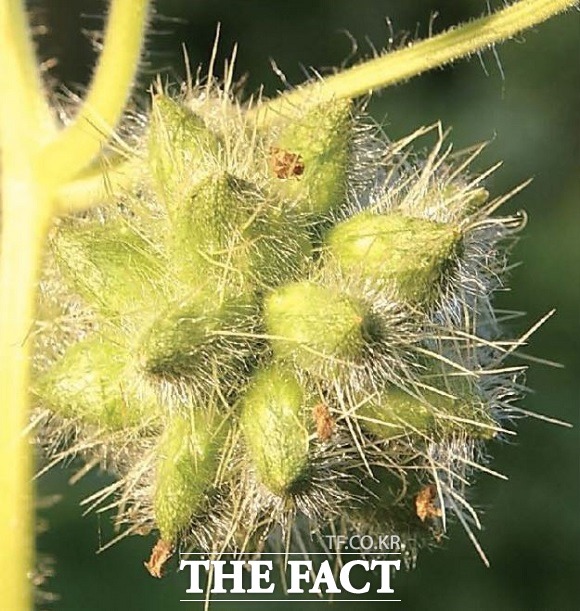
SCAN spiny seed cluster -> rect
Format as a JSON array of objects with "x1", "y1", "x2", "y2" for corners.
[{"x1": 34, "y1": 79, "x2": 527, "y2": 573}]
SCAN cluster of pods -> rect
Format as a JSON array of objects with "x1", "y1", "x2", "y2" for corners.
[{"x1": 34, "y1": 81, "x2": 525, "y2": 573}]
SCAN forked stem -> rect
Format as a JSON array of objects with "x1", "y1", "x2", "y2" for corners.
[
  {"x1": 37, "y1": 0, "x2": 150, "y2": 189},
  {"x1": 0, "y1": 2, "x2": 150, "y2": 609}
]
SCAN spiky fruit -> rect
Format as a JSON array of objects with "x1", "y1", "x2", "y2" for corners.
[
  {"x1": 354, "y1": 379, "x2": 495, "y2": 441},
  {"x1": 326, "y1": 211, "x2": 461, "y2": 303},
  {"x1": 264, "y1": 281, "x2": 379, "y2": 374},
  {"x1": 154, "y1": 410, "x2": 229, "y2": 543},
  {"x1": 34, "y1": 84, "x2": 526, "y2": 573},
  {"x1": 147, "y1": 94, "x2": 222, "y2": 211},
  {"x1": 139, "y1": 293, "x2": 257, "y2": 386},
  {"x1": 34, "y1": 335, "x2": 161, "y2": 430},
  {"x1": 52, "y1": 220, "x2": 166, "y2": 315},
  {"x1": 271, "y1": 99, "x2": 353, "y2": 216},
  {"x1": 241, "y1": 366, "x2": 311, "y2": 496}
]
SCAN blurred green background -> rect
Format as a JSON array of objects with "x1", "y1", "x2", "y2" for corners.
[{"x1": 34, "y1": 1, "x2": 579, "y2": 609}]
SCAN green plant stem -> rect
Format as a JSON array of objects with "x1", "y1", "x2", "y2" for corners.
[
  {"x1": 0, "y1": 179, "x2": 51, "y2": 611},
  {"x1": 0, "y1": 3, "x2": 150, "y2": 608},
  {"x1": 0, "y1": 0, "x2": 56, "y2": 139},
  {"x1": 54, "y1": 157, "x2": 138, "y2": 212},
  {"x1": 253, "y1": 0, "x2": 576, "y2": 125},
  {"x1": 0, "y1": 3, "x2": 55, "y2": 608},
  {"x1": 37, "y1": 0, "x2": 150, "y2": 189}
]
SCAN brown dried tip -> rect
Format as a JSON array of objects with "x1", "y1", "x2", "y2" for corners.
[
  {"x1": 415, "y1": 484, "x2": 443, "y2": 522},
  {"x1": 144, "y1": 539, "x2": 174, "y2": 578},
  {"x1": 269, "y1": 147, "x2": 305, "y2": 179},
  {"x1": 313, "y1": 402, "x2": 334, "y2": 441}
]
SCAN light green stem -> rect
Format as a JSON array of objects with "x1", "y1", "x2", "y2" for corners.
[
  {"x1": 54, "y1": 157, "x2": 139, "y2": 213},
  {"x1": 253, "y1": 0, "x2": 576, "y2": 125},
  {"x1": 37, "y1": 0, "x2": 150, "y2": 189},
  {"x1": 0, "y1": 3, "x2": 53, "y2": 608},
  {"x1": 0, "y1": 0, "x2": 56, "y2": 139},
  {"x1": 0, "y1": 2, "x2": 149, "y2": 609},
  {"x1": 0, "y1": 175, "x2": 51, "y2": 611}
]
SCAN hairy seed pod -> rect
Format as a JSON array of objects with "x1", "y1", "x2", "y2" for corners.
[
  {"x1": 355, "y1": 380, "x2": 495, "y2": 441},
  {"x1": 139, "y1": 293, "x2": 258, "y2": 386},
  {"x1": 270, "y1": 99, "x2": 353, "y2": 216},
  {"x1": 326, "y1": 212, "x2": 461, "y2": 302},
  {"x1": 264, "y1": 281, "x2": 379, "y2": 374},
  {"x1": 148, "y1": 93, "x2": 222, "y2": 211},
  {"x1": 169, "y1": 172, "x2": 312, "y2": 291},
  {"x1": 171, "y1": 173, "x2": 250, "y2": 256},
  {"x1": 241, "y1": 366, "x2": 311, "y2": 496},
  {"x1": 34, "y1": 83, "x2": 528, "y2": 570},
  {"x1": 35, "y1": 336, "x2": 160, "y2": 430},
  {"x1": 154, "y1": 410, "x2": 229, "y2": 543},
  {"x1": 355, "y1": 387, "x2": 435, "y2": 439},
  {"x1": 52, "y1": 221, "x2": 166, "y2": 316}
]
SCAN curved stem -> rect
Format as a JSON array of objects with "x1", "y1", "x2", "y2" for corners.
[
  {"x1": 54, "y1": 157, "x2": 140, "y2": 213},
  {"x1": 36, "y1": 0, "x2": 150, "y2": 188},
  {"x1": 252, "y1": 0, "x2": 576, "y2": 125},
  {"x1": 0, "y1": 0, "x2": 56, "y2": 139}
]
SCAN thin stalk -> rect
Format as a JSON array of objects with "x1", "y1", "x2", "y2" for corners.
[
  {"x1": 37, "y1": 0, "x2": 150, "y2": 188},
  {"x1": 54, "y1": 157, "x2": 139, "y2": 213},
  {"x1": 0, "y1": 0, "x2": 56, "y2": 139},
  {"x1": 252, "y1": 0, "x2": 576, "y2": 125}
]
